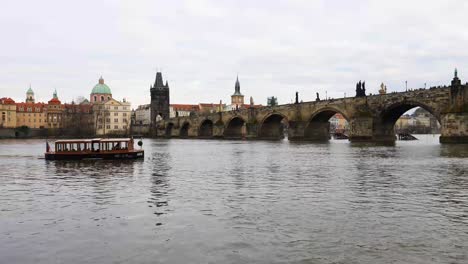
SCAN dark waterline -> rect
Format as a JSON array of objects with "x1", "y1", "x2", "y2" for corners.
[{"x1": 1, "y1": 136, "x2": 467, "y2": 264}]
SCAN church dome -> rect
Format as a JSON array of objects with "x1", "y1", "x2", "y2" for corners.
[{"x1": 91, "y1": 76, "x2": 112, "y2": 95}]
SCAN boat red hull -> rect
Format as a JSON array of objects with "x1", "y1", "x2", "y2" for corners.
[{"x1": 45, "y1": 150, "x2": 144, "y2": 160}]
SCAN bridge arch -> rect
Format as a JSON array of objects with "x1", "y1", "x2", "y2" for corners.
[
  {"x1": 380, "y1": 100, "x2": 440, "y2": 125},
  {"x1": 378, "y1": 100, "x2": 441, "y2": 140},
  {"x1": 258, "y1": 113, "x2": 288, "y2": 140},
  {"x1": 180, "y1": 122, "x2": 190, "y2": 138},
  {"x1": 165, "y1": 122, "x2": 174, "y2": 137},
  {"x1": 199, "y1": 119, "x2": 214, "y2": 138},
  {"x1": 304, "y1": 107, "x2": 350, "y2": 141},
  {"x1": 224, "y1": 116, "x2": 246, "y2": 139}
]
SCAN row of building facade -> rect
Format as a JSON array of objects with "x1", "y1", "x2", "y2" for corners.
[
  {"x1": 0, "y1": 77, "x2": 131, "y2": 136},
  {"x1": 1, "y1": 72, "x2": 263, "y2": 136}
]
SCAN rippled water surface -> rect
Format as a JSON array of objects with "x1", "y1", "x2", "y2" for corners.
[{"x1": 1, "y1": 136, "x2": 468, "y2": 264}]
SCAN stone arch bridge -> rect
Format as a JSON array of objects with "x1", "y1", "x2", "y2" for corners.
[{"x1": 153, "y1": 78, "x2": 468, "y2": 143}]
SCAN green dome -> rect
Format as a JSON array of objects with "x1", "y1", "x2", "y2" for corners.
[
  {"x1": 91, "y1": 83, "x2": 111, "y2": 94},
  {"x1": 91, "y1": 77, "x2": 112, "y2": 95}
]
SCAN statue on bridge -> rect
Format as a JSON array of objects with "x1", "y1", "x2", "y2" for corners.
[
  {"x1": 379, "y1": 83, "x2": 387, "y2": 95},
  {"x1": 316, "y1": 92, "x2": 320, "y2": 101},
  {"x1": 355, "y1": 80, "x2": 367, "y2": 97},
  {"x1": 295, "y1": 92, "x2": 299, "y2": 104}
]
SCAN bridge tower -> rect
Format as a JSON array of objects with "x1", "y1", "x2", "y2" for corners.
[
  {"x1": 440, "y1": 69, "x2": 468, "y2": 143},
  {"x1": 150, "y1": 71, "x2": 170, "y2": 125}
]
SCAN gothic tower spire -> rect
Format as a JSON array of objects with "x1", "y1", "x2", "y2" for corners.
[
  {"x1": 231, "y1": 75, "x2": 244, "y2": 107},
  {"x1": 154, "y1": 72, "x2": 164, "y2": 88},
  {"x1": 235, "y1": 75, "x2": 240, "y2": 94}
]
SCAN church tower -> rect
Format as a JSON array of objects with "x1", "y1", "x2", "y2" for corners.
[
  {"x1": 450, "y1": 68, "x2": 467, "y2": 108},
  {"x1": 231, "y1": 76, "x2": 244, "y2": 108},
  {"x1": 26, "y1": 85, "x2": 35, "y2": 103},
  {"x1": 150, "y1": 71, "x2": 170, "y2": 124}
]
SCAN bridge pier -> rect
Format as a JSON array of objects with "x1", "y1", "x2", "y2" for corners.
[
  {"x1": 347, "y1": 117, "x2": 375, "y2": 142},
  {"x1": 287, "y1": 121, "x2": 307, "y2": 141},
  {"x1": 245, "y1": 123, "x2": 259, "y2": 139},
  {"x1": 213, "y1": 121, "x2": 225, "y2": 138},
  {"x1": 304, "y1": 121, "x2": 330, "y2": 141},
  {"x1": 440, "y1": 112, "x2": 468, "y2": 143}
]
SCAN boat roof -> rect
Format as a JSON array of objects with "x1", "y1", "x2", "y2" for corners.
[
  {"x1": 54, "y1": 138, "x2": 131, "y2": 143},
  {"x1": 101, "y1": 138, "x2": 132, "y2": 142}
]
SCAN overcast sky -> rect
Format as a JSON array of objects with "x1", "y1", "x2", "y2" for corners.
[{"x1": 1, "y1": 0, "x2": 468, "y2": 107}]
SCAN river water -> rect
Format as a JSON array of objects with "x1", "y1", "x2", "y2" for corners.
[{"x1": 1, "y1": 136, "x2": 467, "y2": 264}]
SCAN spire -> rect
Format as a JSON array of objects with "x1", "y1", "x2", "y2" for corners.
[
  {"x1": 154, "y1": 72, "x2": 164, "y2": 88},
  {"x1": 99, "y1": 76, "x2": 104, "y2": 84},
  {"x1": 233, "y1": 75, "x2": 242, "y2": 95},
  {"x1": 53, "y1": 89, "x2": 58, "y2": 99},
  {"x1": 165, "y1": 80, "x2": 169, "y2": 88},
  {"x1": 455, "y1": 68, "x2": 458, "y2": 78}
]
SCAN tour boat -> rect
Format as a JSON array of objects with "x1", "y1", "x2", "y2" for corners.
[{"x1": 44, "y1": 138, "x2": 144, "y2": 160}]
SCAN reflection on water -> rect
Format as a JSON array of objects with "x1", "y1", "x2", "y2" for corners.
[
  {"x1": 440, "y1": 144, "x2": 468, "y2": 158},
  {"x1": 148, "y1": 140, "x2": 172, "y2": 219},
  {"x1": 0, "y1": 136, "x2": 467, "y2": 264}
]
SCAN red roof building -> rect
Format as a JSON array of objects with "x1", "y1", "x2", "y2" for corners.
[
  {"x1": 15, "y1": 102, "x2": 48, "y2": 128},
  {"x1": 0, "y1": 97, "x2": 17, "y2": 128},
  {"x1": 0, "y1": 97, "x2": 16, "y2": 105}
]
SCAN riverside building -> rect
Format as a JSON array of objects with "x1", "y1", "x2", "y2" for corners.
[
  {"x1": 15, "y1": 87, "x2": 48, "y2": 129},
  {"x1": 90, "y1": 76, "x2": 131, "y2": 136},
  {"x1": 0, "y1": 97, "x2": 17, "y2": 128}
]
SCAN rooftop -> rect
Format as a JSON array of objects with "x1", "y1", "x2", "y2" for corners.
[{"x1": 91, "y1": 76, "x2": 112, "y2": 95}]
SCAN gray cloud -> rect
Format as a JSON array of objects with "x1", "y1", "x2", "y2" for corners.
[{"x1": 1, "y1": 0, "x2": 467, "y2": 107}]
